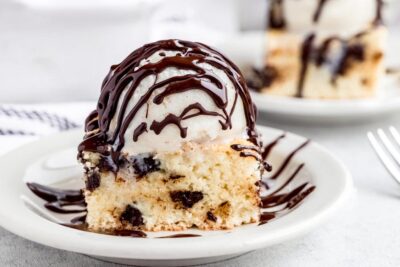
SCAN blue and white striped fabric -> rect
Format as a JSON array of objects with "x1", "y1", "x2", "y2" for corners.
[{"x1": 0, "y1": 102, "x2": 95, "y2": 155}]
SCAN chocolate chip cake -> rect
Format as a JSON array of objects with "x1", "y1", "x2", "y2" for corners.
[
  {"x1": 78, "y1": 40, "x2": 266, "y2": 232},
  {"x1": 249, "y1": 0, "x2": 387, "y2": 99}
]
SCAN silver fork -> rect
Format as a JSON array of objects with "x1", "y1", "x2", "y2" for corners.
[{"x1": 367, "y1": 126, "x2": 400, "y2": 185}]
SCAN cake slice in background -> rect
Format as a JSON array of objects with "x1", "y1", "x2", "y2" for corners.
[
  {"x1": 78, "y1": 39, "x2": 266, "y2": 232},
  {"x1": 249, "y1": 0, "x2": 387, "y2": 99}
]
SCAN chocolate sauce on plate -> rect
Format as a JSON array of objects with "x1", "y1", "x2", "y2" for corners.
[
  {"x1": 257, "y1": 134, "x2": 313, "y2": 225},
  {"x1": 27, "y1": 182, "x2": 86, "y2": 214},
  {"x1": 70, "y1": 214, "x2": 87, "y2": 224},
  {"x1": 269, "y1": 140, "x2": 310, "y2": 180},
  {"x1": 27, "y1": 133, "x2": 314, "y2": 236},
  {"x1": 158, "y1": 234, "x2": 201, "y2": 238},
  {"x1": 262, "y1": 133, "x2": 285, "y2": 160},
  {"x1": 113, "y1": 229, "x2": 147, "y2": 238}
]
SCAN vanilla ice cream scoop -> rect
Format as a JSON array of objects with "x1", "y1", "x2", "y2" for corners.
[{"x1": 79, "y1": 39, "x2": 258, "y2": 169}]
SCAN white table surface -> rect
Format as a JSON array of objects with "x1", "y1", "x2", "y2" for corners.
[{"x1": 0, "y1": 105, "x2": 399, "y2": 267}]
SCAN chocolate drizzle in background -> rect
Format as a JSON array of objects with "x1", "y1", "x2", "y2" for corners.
[
  {"x1": 255, "y1": 0, "x2": 385, "y2": 97},
  {"x1": 27, "y1": 133, "x2": 314, "y2": 237},
  {"x1": 374, "y1": 0, "x2": 385, "y2": 26},
  {"x1": 79, "y1": 39, "x2": 260, "y2": 173},
  {"x1": 295, "y1": 32, "x2": 368, "y2": 97},
  {"x1": 269, "y1": 0, "x2": 331, "y2": 30},
  {"x1": 296, "y1": 34, "x2": 316, "y2": 98},
  {"x1": 303, "y1": 0, "x2": 384, "y2": 95},
  {"x1": 268, "y1": 0, "x2": 286, "y2": 29},
  {"x1": 312, "y1": 0, "x2": 329, "y2": 24}
]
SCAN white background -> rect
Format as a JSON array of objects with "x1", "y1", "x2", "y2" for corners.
[
  {"x1": 0, "y1": 0, "x2": 267, "y2": 102},
  {"x1": 1, "y1": 0, "x2": 399, "y2": 103}
]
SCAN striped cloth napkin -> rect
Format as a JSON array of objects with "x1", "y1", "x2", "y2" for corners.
[{"x1": 0, "y1": 102, "x2": 95, "y2": 156}]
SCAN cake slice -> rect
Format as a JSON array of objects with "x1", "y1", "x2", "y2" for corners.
[
  {"x1": 82, "y1": 140, "x2": 261, "y2": 231},
  {"x1": 78, "y1": 39, "x2": 264, "y2": 232},
  {"x1": 248, "y1": 0, "x2": 387, "y2": 99}
]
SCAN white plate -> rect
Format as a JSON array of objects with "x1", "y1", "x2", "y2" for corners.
[
  {"x1": 0, "y1": 126, "x2": 352, "y2": 266},
  {"x1": 251, "y1": 76, "x2": 400, "y2": 123}
]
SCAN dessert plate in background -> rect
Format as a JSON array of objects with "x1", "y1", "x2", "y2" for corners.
[
  {"x1": 251, "y1": 73, "x2": 400, "y2": 123},
  {"x1": 218, "y1": 31, "x2": 400, "y2": 123},
  {"x1": 0, "y1": 126, "x2": 352, "y2": 266}
]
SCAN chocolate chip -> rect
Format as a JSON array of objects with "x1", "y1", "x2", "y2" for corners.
[
  {"x1": 170, "y1": 191, "x2": 203, "y2": 208},
  {"x1": 85, "y1": 172, "x2": 100, "y2": 191},
  {"x1": 170, "y1": 174, "x2": 184, "y2": 180},
  {"x1": 347, "y1": 44, "x2": 365, "y2": 61},
  {"x1": 120, "y1": 205, "x2": 144, "y2": 226},
  {"x1": 219, "y1": 201, "x2": 229, "y2": 207},
  {"x1": 207, "y1": 211, "x2": 217, "y2": 222},
  {"x1": 130, "y1": 154, "x2": 160, "y2": 177},
  {"x1": 336, "y1": 44, "x2": 365, "y2": 77},
  {"x1": 246, "y1": 65, "x2": 278, "y2": 92},
  {"x1": 117, "y1": 156, "x2": 129, "y2": 168},
  {"x1": 361, "y1": 78, "x2": 369, "y2": 86},
  {"x1": 373, "y1": 52, "x2": 383, "y2": 61}
]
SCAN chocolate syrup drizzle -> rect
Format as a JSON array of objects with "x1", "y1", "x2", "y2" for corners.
[
  {"x1": 297, "y1": 0, "x2": 384, "y2": 94},
  {"x1": 158, "y1": 234, "x2": 201, "y2": 238},
  {"x1": 258, "y1": 135, "x2": 314, "y2": 225},
  {"x1": 230, "y1": 143, "x2": 272, "y2": 172},
  {"x1": 263, "y1": 0, "x2": 385, "y2": 97},
  {"x1": 270, "y1": 140, "x2": 310, "y2": 180},
  {"x1": 296, "y1": 33, "x2": 316, "y2": 98},
  {"x1": 26, "y1": 183, "x2": 86, "y2": 214},
  {"x1": 268, "y1": 0, "x2": 331, "y2": 29},
  {"x1": 313, "y1": 0, "x2": 329, "y2": 23},
  {"x1": 262, "y1": 133, "x2": 285, "y2": 159},
  {"x1": 27, "y1": 133, "x2": 314, "y2": 237},
  {"x1": 269, "y1": 0, "x2": 286, "y2": 29},
  {"x1": 78, "y1": 40, "x2": 259, "y2": 173},
  {"x1": 374, "y1": 0, "x2": 385, "y2": 26},
  {"x1": 295, "y1": 32, "x2": 368, "y2": 97}
]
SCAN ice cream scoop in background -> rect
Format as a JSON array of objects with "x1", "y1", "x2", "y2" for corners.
[{"x1": 281, "y1": 0, "x2": 378, "y2": 37}]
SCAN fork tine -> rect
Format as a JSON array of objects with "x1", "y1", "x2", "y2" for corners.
[
  {"x1": 389, "y1": 126, "x2": 400, "y2": 147},
  {"x1": 377, "y1": 128, "x2": 400, "y2": 166},
  {"x1": 367, "y1": 131, "x2": 400, "y2": 185}
]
